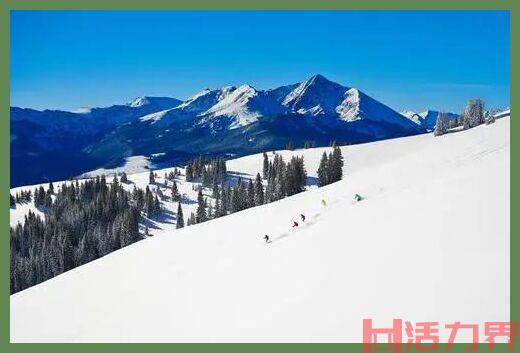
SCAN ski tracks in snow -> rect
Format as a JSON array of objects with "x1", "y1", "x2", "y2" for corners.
[
  {"x1": 266, "y1": 187, "x2": 380, "y2": 245},
  {"x1": 267, "y1": 195, "x2": 347, "y2": 244}
]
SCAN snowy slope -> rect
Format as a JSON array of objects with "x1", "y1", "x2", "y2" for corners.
[
  {"x1": 10, "y1": 117, "x2": 509, "y2": 343},
  {"x1": 79, "y1": 155, "x2": 153, "y2": 179}
]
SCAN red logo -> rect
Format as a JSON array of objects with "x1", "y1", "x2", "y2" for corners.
[{"x1": 362, "y1": 319, "x2": 518, "y2": 352}]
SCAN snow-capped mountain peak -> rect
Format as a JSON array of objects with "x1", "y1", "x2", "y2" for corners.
[
  {"x1": 400, "y1": 110, "x2": 423, "y2": 125},
  {"x1": 138, "y1": 85, "x2": 266, "y2": 129},
  {"x1": 204, "y1": 85, "x2": 258, "y2": 115},
  {"x1": 202, "y1": 85, "x2": 261, "y2": 128},
  {"x1": 334, "y1": 88, "x2": 420, "y2": 132},
  {"x1": 176, "y1": 88, "x2": 224, "y2": 113},
  {"x1": 419, "y1": 110, "x2": 433, "y2": 119},
  {"x1": 282, "y1": 74, "x2": 347, "y2": 115},
  {"x1": 126, "y1": 96, "x2": 182, "y2": 111},
  {"x1": 133, "y1": 75, "x2": 422, "y2": 134},
  {"x1": 128, "y1": 96, "x2": 152, "y2": 108}
]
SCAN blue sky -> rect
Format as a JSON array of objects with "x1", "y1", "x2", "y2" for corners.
[{"x1": 11, "y1": 10, "x2": 509, "y2": 113}]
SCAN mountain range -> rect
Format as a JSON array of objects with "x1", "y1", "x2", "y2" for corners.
[
  {"x1": 400, "y1": 110, "x2": 459, "y2": 130},
  {"x1": 11, "y1": 74, "x2": 427, "y2": 187}
]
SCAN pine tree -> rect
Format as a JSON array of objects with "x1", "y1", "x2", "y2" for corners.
[
  {"x1": 120, "y1": 172, "x2": 128, "y2": 183},
  {"x1": 196, "y1": 189, "x2": 207, "y2": 223},
  {"x1": 154, "y1": 193, "x2": 161, "y2": 213},
  {"x1": 463, "y1": 98, "x2": 485, "y2": 129},
  {"x1": 283, "y1": 156, "x2": 306, "y2": 196},
  {"x1": 254, "y1": 173, "x2": 264, "y2": 206},
  {"x1": 188, "y1": 212, "x2": 196, "y2": 226},
  {"x1": 212, "y1": 180, "x2": 219, "y2": 199},
  {"x1": 471, "y1": 99, "x2": 485, "y2": 127},
  {"x1": 327, "y1": 151, "x2": 335, "y2": 183},
  {"x1": 317, "y1": 152, "x2": 329, "y2": 187},
  {"x1": 247, "y1": 179, "x2": 255, "y2": 208},
  {"x1": 145, "y1": 186, "x2": 156, "y2": 217},
  {"x1": 134, "y1": 187, "x2": 145, "y2": 211},
  {"x1": 34, "y1": 185, "x2": 46, "y2": 208},
  {"x1": 112, "y1": 175, "x2": 119, "y2": 188},
  {"x1": 262, "y1": 152, "x2": 269, "y2": 179},
  {"x1": 434, "y1": 112, "x2": 448, "y2": 136},
  {"x1": 155, "y1": 183, "x2": 164, "y2": 200},
  {"x1": 44, "y1": 191, "x2": 53, "y2": 210},
  {"x1": 149, "y1": 170, "x2": 155, "y2": 184},
  {"x1": 271, "y1": 154, "x2": 286, "y2": 201},
  {"x1": 171, "y1": 180, "x2": 180, "y2": 201},
  {"x1": 48, "y1": 182, "x2": 54, "y2": 194},
  {"x1": 220, "y1": 186, "x2": 229, "y2": 216},
  {"x1": 176, "y1": 203, "x2": 184, "y2": 229},
  {"x1": 286, "y1": 140, "x2": 295, "y2": 151},
  {"x1": 231, "y1": 178, "x2": 247, "y2": 213},
  {"x1": 10, "y1": 193, "x2": 15, "y2": 208},
  {"x1": 330, "y1": 146, "x2": 344, "y2": 182},
  {"x1": 462, "y1": 111, "x2": 470, "y2": 130},
  {"x1": 207, "y1": 202, "x2": 214, "y2": 219},
  {"x1": 185, "y1": 164, "x2": 194, "y2": 182},
  {"x1": 486, "y1": 112, "x2": 496, "y2": 125}
]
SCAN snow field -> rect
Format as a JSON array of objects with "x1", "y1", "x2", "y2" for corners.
[{"x1": 10, "y1": 117, "x2": 509, "y2": 343}]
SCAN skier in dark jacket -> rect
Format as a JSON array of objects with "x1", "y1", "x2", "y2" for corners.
[
  {"x1": 292, "y1": 221, "x2": 299, "y2": 228},
  {"x1": 300, "y1": 214, "x2": 306, "y2": 222},
  {"x1": 264, "y1": 234, "x2": 270, "y2": 243}
]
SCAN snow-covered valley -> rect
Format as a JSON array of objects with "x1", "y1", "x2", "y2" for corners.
[{"x1": 10, "y1": 116, "x2": 510, "y2": 343}]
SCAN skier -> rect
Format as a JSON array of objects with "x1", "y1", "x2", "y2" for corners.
[
  {"x1": 300, "y1": 214, "x2": 306, "y2": 222},
  {"x1": 354, "y1": 194, "x2": 363, "y2": 202},
  {"x1": 264, "y1": 234, "x2": 270, "y2": 243},
  {"x1": 321, "y1": 199, "x2": 327, "y2": 206},
  {"x1": 292, "y1": 221, "x2": 299, "y2": 228}
]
